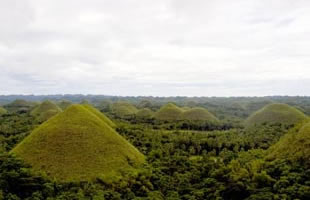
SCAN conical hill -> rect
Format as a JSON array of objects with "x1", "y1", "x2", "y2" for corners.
[
  {"x1": 245, "y1": 103, "x2": 308, "y2": 128},
  {"x1": 0, "y1": 107, "x2": 7, "y2": 116},
  {"x1": 31, "y1": 100, "x2": 62, "y2": 121},
  {"x1": 181, "y1": 107, "x2": 219, "y2": 122},
  {"x1": 81, "y1": 104, "x2": 116, "y2": 128},
  {"x1": 11, "y1": 105, "x2": 144, "y2": 182},
  {"x1": 154, "y1": 103, "x2": 183, "y2": 121},
  {"x1": 267, "y1": 121, "x2": 310, "y2": 165}
]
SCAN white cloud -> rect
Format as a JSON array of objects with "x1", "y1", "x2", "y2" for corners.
[{"x1": 0, "y1": 0, "x2": 309, "y2": 96}]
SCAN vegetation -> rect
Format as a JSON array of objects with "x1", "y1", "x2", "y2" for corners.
[
  {"x1": 4, "y1": 99, "x2": 35, "y2": 113},
  {"x1": 181, "y1": 107, "x2": 219, "y2": 122},
  {"x1": 0, "y1": 107, "x2": 7, "y2": 116},
  {"x1": 82, "y1": 104, "x2": 116, "y2": 128},
  {"x1": 154, "y1": 103, "x2": 183, "y2": 121},
  {"x1": 30, "y1": 100, "x2": 62, "y2": 122},
  {"x1": 245, "y1": 103, "x2": 308, "y2": 128},
  {"x1": 110, "y1": 101, "x2": 138, "y2": 119},
  {"x1": 11, "y1": 105, "x2": 144, "y2": 182},
  {"x1": 0, "y1": 96, "x2": 310, "y2": 199},
  {"x1": 57, "y1": 100, "x2": 72, "y2": 110}
]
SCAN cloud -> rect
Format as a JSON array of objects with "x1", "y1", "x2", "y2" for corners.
[{"x1": 0, "y1": 0, "x2": 310, "y2": 96}]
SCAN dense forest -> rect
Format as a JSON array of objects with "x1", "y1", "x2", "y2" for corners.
[{"x1": 0, "y1": 96, "x2": 309, "y2": 200}]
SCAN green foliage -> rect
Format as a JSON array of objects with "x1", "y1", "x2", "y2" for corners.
[
  {"x1": 11, "y1": 105, "x2": 144, "y2": 182},
  {"x1": 181, "y1": 107, "x2": 219, "y2": 122},
  {"x1": 4, "y1": 100, "x2": 35, "y2": 113},
  {"x1": 30, "y1": 100, "x2": 62, "y2": 122},
  {"x1": 57, "y1": 100, "x2": 72, "y2": 110},
  {"x1": 267, "y1": 121, "x2": 310, "y2": 165},
  {"x1": 81, "y1": 104, "x2": 116, "y2": 128},
  {"x1": 110, "y1": 102, "x2": 138, "y2": 119},
  {"x1": 0, "y1": 107, "x2": 7, "y2": 116},
  {"x1": 245, "y1": 103, "x2": 308, "y2": 128},
  {"x1": 153, "y1": 103, "x2": 183, "y2": 121}
]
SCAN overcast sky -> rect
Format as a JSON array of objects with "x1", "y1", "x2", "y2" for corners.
[{"x1": 0, "y1": 0, "x2": 310, "y2": 96}]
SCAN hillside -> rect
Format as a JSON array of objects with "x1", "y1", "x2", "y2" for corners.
[
  {"x1": 154, "y1": 103, "x2": 183, "y2": 121},
  {"x1": 181, "y1": 107, "x2": 219, "y2": 122},
  {"x1": 57, "y1": 100, "x2": 72, "y2": 110},
  {"x1": 30, "y1": 100, "x2": 62, "y2": 122},
  {"x1": 245, "y1": 103, "x2": 308, "y2": 128},
  {"x1": 111, "y1": 101, "x2": 138, "y2": 118},
  {"x1": 81, "y1": 104, "x2": 116, "y2": 128},
  {"x1": 267, "y1": 121, "x2": 310, "y2": 165},
  {"x1": 11, "y1": 105, "x2": 144, "y2": 182},
  {"x1": 0, "y1": 107, "x2": 7, "y2": 115},
  {"x1": 136, "y1": 108, "x2": 154, "y2": 119},
  {"x1": 4, "y1": 99, "x2": 35, "y2": 112}
]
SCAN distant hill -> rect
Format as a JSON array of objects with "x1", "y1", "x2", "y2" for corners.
[
  {"x1": 81, "y1": 104, "x2": 116, "y2": 128},
  {"x1": 245, "y1": 103, "x2": 308, "y2": 128},
  {"x1": 57, "y1": 100, "x2": 72, "y2": 110},
  {"x1": 267, "y1": 121, "x2": 310, "y2": 165},
  {"x1": 136, "y1": 108, "x2": 154, "y2": 119},
  {"x1": 4, "y1": 99, "x2": 35, "y2": 113},
  {"x1": 11, "y1": 105, "x2": 144, "y2": 182},
  {"x1": 30, "y1": 100, "x2": 62, "y2": 122},
  {"x1": 0, "y1": 107, "x2": 7, "y2": 115},
  {"x1": 111, "y1": 101, "x2": 138, "y2": 118},
  {"x1": 181, "y1": 107, "x2": 219, "y2": 123},
  {"x1": 154, "y1": 103, "x2": 183, "y2": 121}
]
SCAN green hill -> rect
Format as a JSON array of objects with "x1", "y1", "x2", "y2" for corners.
[
  {"x1": 4, "y1": 99, "x2": 35, "y2": 112},
  {"x1": 136, "y1": 108, "x2": 154, "y2": 119},
  {"x1": 245, "y1": 103, "x2": 308, "y2": 128},
  {"x1": 31, "y1": 101, "x2": 62, "y2": 122},
  {"x1": 81, "y1": 104, "x2": 116, "y2": 128},
  {"x1": 181, "y1": 107, "x2": 219, "y2": 123},
  {"x1": 0, "y1": 107, "x2": 7, "y2": 115},
  {"x1": 154, "y1": 103, "x2": 183, "y2": 121},
  {"x1": 267, "y1": 121, "x2": 310, "y2": 165},
  {"x1": 57, "y1": 100, "x2": 72, "y2": 110},
  {"x1": 11, "y1": 105, "x2": 144, "y2": 182},
  {"x1": 111, "y1": 101, "x2": 138, "y2": 118}
]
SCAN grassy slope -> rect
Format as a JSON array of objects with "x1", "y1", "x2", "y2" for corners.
[
  {"x1": 57, "y1": 100, "x2": 72, "y2": 110},
  {"x1": 82, "y1": 104, "x2": 116, "y2": 128},
  {"x1": 267, "y1": 121, "x2": 310, "y2": 165},
  {"x1": 154, "y1": 103, "x2": 183, "y2": 121},
  {"x1": 11, "y1": 105, "x2": 144, "y2": 182},
  {"x1": 31, "y1": 100, "x2": 62, "y2": 115},
  {"x1": 136, "y1": 108, "x2": 154, "y2": 119},
  {"x1": 181, "y1": 107, "x2": 219, "y2": 122},
  {"x1": 0, "y1": 107, "x2": 7, "y2": 115},
  {"x1": 111, "y1": 102, "x2": 138, "y2": 117},
  {"x1": 30, "y1": 101, "x2": 62, "y2": 122},
  {"x1": 245, "y1": 103, "x2": 308, "y2": 127}
]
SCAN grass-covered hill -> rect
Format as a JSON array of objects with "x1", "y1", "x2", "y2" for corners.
[
  {"x1": 11, "y1": 105, "x2": 145, "y2": 182},
  {"x1": 135, "y1": 108, "x2": 154, "y2": 119},
  {"x1": 181, "y1": 107, "x2": 219, "y2": 122},
  {"x1": 0, "y1": 107, "x2": 7, "y2": 115},
  {"x1": 81, "y1": 104, "x2": 116, "y2": 128},
  {"x1": 154, "y1": 103, "x2": 183, "y2": 121},
  {"x1": 4, "y1": 99, "x2": 35, "y2": 112},
  {"x1": 245, "y1": 103, "x2": 308, "y2": 128},
  {"x1": 267, "y1": 121, "x2": 310, "y2": 165},
  {"x1": 57, "y1": 100, "x2": 72, "y2": 110},
  {"x1": 30, "y1": 100, "x2": 62, "y2": 122},
  {"x1": 111, "y1": 101, "x2": 138, "y2": 118}
]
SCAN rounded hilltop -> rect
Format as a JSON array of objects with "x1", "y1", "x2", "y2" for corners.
[
  {"x1": 0, "y1": 107, "x2": 7, "y2": 116},
  {"x1": 31, "y1": 100, "x2": 62, "y2": 122},
  {"x1": 11, "y1": 104, "x2": 144, "y2": 182},
  {"x1": 111, "y1": 101, "x2": 138, "y2": 118},
  {"x1": 181, "y1": 107, "x2": 219, "y2": 123},
  {"x1": 245, "y1": 103, "x2": 308, "y2": 128},
  {"x1": 154, "y1": 103, "x2": 183, "y2": 121},
  {"x1": 267, "y1": 121, "x2": 310, "y2": 165}
]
